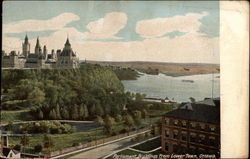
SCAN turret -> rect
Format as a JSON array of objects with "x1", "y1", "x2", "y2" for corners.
[
  {"x1": 51, "y1": 49, "x2": 56, "y2": 59},
  {"x1": 43, "y1": 45, "x2": 47, "y2": 60},
  {"x1": 22, "y1": 34, "x2": 30, "y2": 57},
  {"x1": 35, "y1": 37, "x2": 42, "y2": 55},
  {"x1": 56, "y1": 49, "x2": 61, "y2": 58}
]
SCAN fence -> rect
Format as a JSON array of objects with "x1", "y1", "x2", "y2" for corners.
[{"x1": 44, "y1": 127, "x2": 150, "y2": 158}]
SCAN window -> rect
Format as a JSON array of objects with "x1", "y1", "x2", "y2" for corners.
[
  {"x1": 9, "y1": 153, "x2": 13, "y2": 158},
  {"x1": 181, "y1": 121, "x2": 187, "y2": 127},
  {"x1": 173, "y1": 144, "x2": 178, "y2": 153},
  {"x1": 198, "y1": 148, "x2": 205, "y2": 153},
  {"x1": 189, "y1": 146, "x2": 196, "y2": 154},
  {"x1": 173, "y1": 130, "x2": 179, "y2": 139},
  {"x1": 198, "y1": 135, "x2": 205, "y2": 144},
  {"x1": 209, "y1": 136, "x2": 216, "y2": 146},
  {"x1": 165, "y1": 129, "x2": 170, "y2": 137},
  {"x1": 210, "y1": 126, "x2": 216, "y2": 132},
  {"x1": 165, "y1": 143, "x2": 169, "y2": 152},
  {"x1": 190, "y1": 133, "x2": 196, "y2": 142},
  {"x1": 181, "y1": 131, "x2": 187, "y2": 141},
  {"x1": 180, "y1": 145, "x2": 187, "y2": 153},
  {"x1": 191, "y1": 122, "x2": 196, "y2": 129},
  {"x1": 165, "y1": 119, "x2": 170, "y2": 125},
  {"x1": 200, "y1": 124, "x2": 205, "y2": 130},
  {"x1": 174, "y1": 120, "x2": 178, "y2": 126}
]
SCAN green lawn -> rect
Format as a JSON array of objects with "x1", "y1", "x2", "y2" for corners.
[
  {"x1": 8, "y1": 127, "x2": 108, "y2": 154},
  {"x1": 1, "y1": 110, "x2": 34, "y2": 124}
]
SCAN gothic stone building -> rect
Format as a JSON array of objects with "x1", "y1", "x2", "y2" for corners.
[
  {"x1": 161, "y1": 98, "x2": 220, "y2": 158},
  {"x1": 2, "y1": 35, "x2": 79, "y2": 69}
]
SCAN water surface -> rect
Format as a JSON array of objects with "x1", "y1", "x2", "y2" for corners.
[{"x1": 122, "y1": 73, "x2": 220, "y2": 103}]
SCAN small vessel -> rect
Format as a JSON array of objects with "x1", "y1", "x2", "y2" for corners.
[{"x1": 181, "y1": 80, "x2": 194, "y2": 83}]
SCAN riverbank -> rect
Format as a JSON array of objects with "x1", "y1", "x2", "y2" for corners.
[{"x1": 86, "y1": 61, "x2": 220, "y2": 77}]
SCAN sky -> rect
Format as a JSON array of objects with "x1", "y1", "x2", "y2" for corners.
[{"x1": 2, "y1": 1, "x2": 219, "y2": 63}]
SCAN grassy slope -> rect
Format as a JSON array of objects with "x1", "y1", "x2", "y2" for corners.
[
  {"x1": 8, "y1": 127, "x2": 108, "y2": 153},
  {"x1": 1, "y1": 110, "x2": 34, "y2": 124}
]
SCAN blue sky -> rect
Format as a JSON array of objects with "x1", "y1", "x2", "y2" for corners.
[
  {"x1": 2, "y1": 1, "x2": 220, "y2": 63},
  {"x1": 3, "y1": 1, "x2": 219, "y2": 40}
]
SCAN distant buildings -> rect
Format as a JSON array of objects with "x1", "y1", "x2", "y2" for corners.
[
  {"x1": 2, "y1": 35, "x2": 79, "y2": 69},
  {"x1": 161, "y1": 98, "x2": 220, "y2": 157}
]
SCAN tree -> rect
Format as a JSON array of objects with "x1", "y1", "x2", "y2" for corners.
[
  {"x1": 78, "y1": 104, "x2": 85, "y2": 120},
  {"x1": 189, "y1": 97, "x2": 196, "y2": 103},
  {"x1": 49, "y1": 109, "x2": 56, "y2": 120},
  {"x1": 141, "y1": 109, "x2": 148, "y2": 119},
  {"x1": 43, "y1": 135, "x2": 54, "y2": 149},
  {"x1": 124, "y1": 114, "x2": 134, "y2": 130},
  {"x1": 5, "y1": 122, "x2": 14, "y2": 131},
  {"x1": 115, "y1": 114, "x2": 123, "y2": 123},
  {"x1": 104, "y1": 115, "x2": 116, "y2": 134},
  {"x1": 55, "y1": 105, "x2": 61, "y2": 120},
  {"x1": 89, "y1": 104, "x2": 96, "y2": 117},
  {"x1": 27, "y1": 87, "x2": 45, "y2": 104},
  {"x1": 71, "y1": 105, "x2": 78, "y2": 120},
  {"x1": 34, "y1": 144, "x2": 43, "y2": 153},
  {"x1": 83, "y1": 104, "x2": 89, "y2": 119},
  {"x1": 95, "y1": 104, "x2": 104, "y2": 116},
  {"x1": 13, "y1": 144, "x2": 21, "y2": 151},
  {"x1": 133, "y1": 111, "x2": 142, "y2": 126},
  {"x1": 37, "y1": 109, "x2": 44, "y2": 120},
  {"x1": 20, "y1": 134, "x2": 29, "y2": 146},
  {"x1": 95, "y1": 116, "x2": 104, "y2": 125},
  {"x1": 60, "y1": 107, "x2": 69, "y2": 119}
]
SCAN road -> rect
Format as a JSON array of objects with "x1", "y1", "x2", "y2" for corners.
[{"x1": 69, "y1": 137, "x2": 134, "y2": 159}]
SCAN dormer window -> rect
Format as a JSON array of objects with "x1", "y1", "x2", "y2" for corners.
[
  {"x1": 165, "y1": 119, "x2": 170, "y2": 125},
  {"x1": 182, "y1": 121, "x2": 187, "y2": 127},
  {"x1": 191, "y1": 122, "x2": 196, "y2": 129},
  {"x1": 174, "y1": 120, "x2": 178, "y2": 126},
  {"x1": 210, "y1": 126, "x2": 216, "y2": 132}
]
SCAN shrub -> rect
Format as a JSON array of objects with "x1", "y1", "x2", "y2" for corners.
[
  {"x1": 20, "y1": 121, "x2": 75, "y2": 134},
  {"x1": 13, "y1": 144, "x2": 21, "y2": 151},
  {"x1": 34, "y1": 144, "x2": 43, "y2": 153}
]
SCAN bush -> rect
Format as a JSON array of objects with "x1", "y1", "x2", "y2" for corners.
[
  {"x1": 119, "y1": 128, "x2": 128, "y2": 134},
  {"x1": 20, "y1": 121, "x2": 75, "y2": 134},
  {"x1": 34, "y1": 144, "x2": 43, "y2": 153},
  {"x1": 13, "y1": 144, "x2": 21, "y2": 151}
]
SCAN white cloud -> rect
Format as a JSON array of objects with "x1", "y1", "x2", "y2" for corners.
[
  {"x1": 2, "y1": 11, "x2": 219, "y2": 64},
  {"x1": 83, "y1": 12, "x2": 127, "y2": 39},
  {"x1": 73, "y1": 33, "x2": 219, "y2": 63},
  {"x1": 3, "y1": 13, "x2": 80, "y2": 34},
  {"x1": 136, "y1": 12, "x2": 209, "y2": 38}
]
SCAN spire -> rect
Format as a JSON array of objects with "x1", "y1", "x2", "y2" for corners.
[
  {"x1": 35, "y1": 37, "x2": 40, "y2": 48},
  {"x1": 65, "y1": 35, "x2": 71, "y2": 46},
  {"x1": 24, "y1": 34, "x2": 29, "y2": 44}
]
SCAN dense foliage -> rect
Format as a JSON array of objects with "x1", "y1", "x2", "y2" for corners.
[
  {"x1": 111, "y1": 67, "x2": 140, "y2": 80},
  {"x1": 2, "y1": 65, "x2": 127, "y2": 120},
  {"x1": 19, "y1": 121, "x2": 75, "y2": 134}
]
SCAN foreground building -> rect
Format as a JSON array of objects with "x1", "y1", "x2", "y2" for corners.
[
  {"x1": 2, "y1": 35, "x2": 79, "y2": 69},
  {"x1": 161, "y1": 98, "x2": 220, "y2": 157}
]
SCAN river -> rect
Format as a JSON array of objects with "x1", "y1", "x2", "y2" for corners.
[{"x1": 122, "y1": 72, "x2": 220, "y2": 103}]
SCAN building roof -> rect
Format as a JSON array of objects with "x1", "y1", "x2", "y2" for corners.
[
  {"x1": 2, "y1": 147, "x2": 20, "y2": 157},
  {"x1": 164, "y1": 98, "x2": 220, "y2": 125},
  {"x1": 27, "y1": 53, "x2": 39, "y2": 58}
]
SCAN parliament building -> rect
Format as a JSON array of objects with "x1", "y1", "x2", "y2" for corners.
[{"x1": 2, "y1": 35, "x2": 79, "y2": 69}]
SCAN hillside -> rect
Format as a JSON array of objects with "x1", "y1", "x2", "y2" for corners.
[{"x1": 1, "y1": 65, "x2": 125, "y2": 121}]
